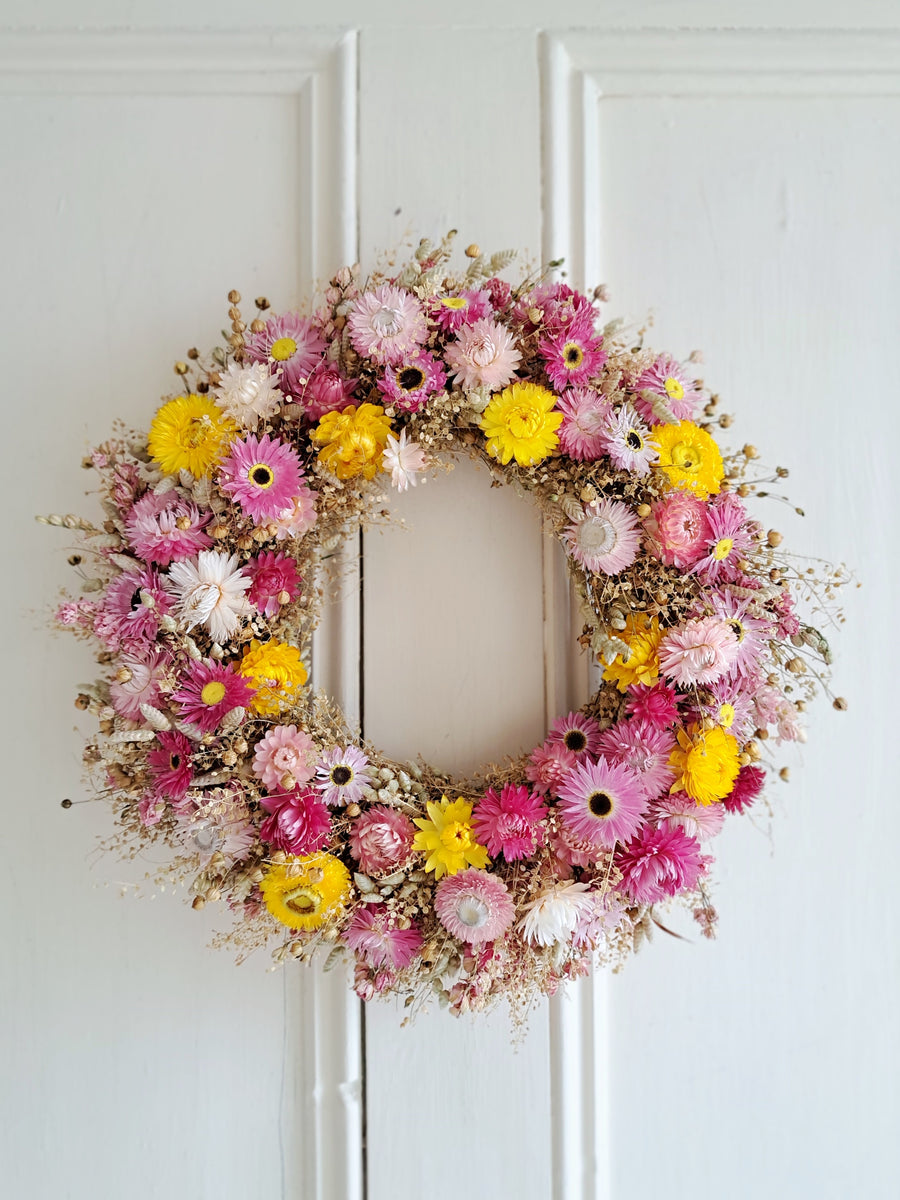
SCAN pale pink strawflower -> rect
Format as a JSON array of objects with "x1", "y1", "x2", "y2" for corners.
[
  {"x1": 644, "y1": 492, "x2": 711, "y2": 570},
  {"x1": 247, "y1": 551, "x2": 300, "y2": 617},
  {"x1": 526, "y1": 740, "x2": 577, "y2": 795},
  {"x1": 272, "y1": 486, "x2": 318, "y2": 541},
  {"x1": 252, "y1": 725, "x2": 317, "y2": 790},
  {"x1": 377, "y1": 350, "x2": 446, "y2": 413},
  {"x1": 556, "y1": 387, "x2": 611, "y2": 460},
  {"x1": 259, "y1": 786, "x2": 331, "y2": 855},
  {"x1": 382, "y1": 428, "x2": 427, "y2": 492},
  {"x1": 601, "y1": 402, "x2": 658, "y2": 477},
  {"x1": 443, "y1": 317, "x2": 522, "y2": 391},
  {"x1": 301, "y1": 365, "x2": 357, "y2": 420},
  {"x1": 172, "y1": 660, "x2": 253, "y2": 733},
  {"x1": 557, "y1": 756, "x2": 648, "y2": 852},
  {"x1": 616, "y1": 824, "x2": 703, "y2": 904},
  {"x1": 435, "y1": 869, "x2": 515, "y2": 945},
  {"x1": 147, "y1": 732, "x2": 193, "y2": 802},
  {"x1": 547, "y1": 710, "x2": 603, "y2": 760},
  {"x1": 168, "y1": 550, "x2": 252, "y2": 644},
  {"x1": 551, "y1": 822, "x2": 603, "y2": 871},
  {"x1": 348, "y1": 284, "x2": 427, "y2": 364},
  {"x1": 245, "y1": 311, "x2": 326, "y2": 394},
  {"x1": 540, "y1": 323, "x2": 607, "y2": 390},
  {"x1": 597, "y1": 719, "x2": 676, "y2": 801},
  {"x1": 770, "y1": 587, "x2": 801, "y2": 638},
  {"x1": 572, "y1": 892, "x2": 627, "y2": 950},
  {"x1": 55, "y1": 598, "x2": 98, "y2": 630},
  {"x1": 659, "y1": 617, "x2": 739, "y2": 687},
  {"x1": 315, "y1": 745, "x2": 372, "y2": 806},
  {"x1": 633, "y1": 353, "x2": 699, "y2": 424},
  {"x1": 176, "y1": 787, "x2": 255, "y2": 868},
  {"x1": 344, "y1": 907, "x2": 423, "y2": 970},
  {"x1": 109, "y1": 645, "x2": 170, "y2": 721},
  {"x1": 94, "y1": 567, "x2": 172, "y2": 650},
  {"x1": 218, "y1": 433, "x2": 303, "y2": 524},
  {"x1": 432, "y1": 288, "x2": 492, "y2": 331},
  {"x1": 564, "y1": 498, "x2": 641, "y2": 575},
  {"x1": 472, "y1": 783, "x2": 545, "y2": 861},
  {"x1": 350, "y1": 805, "x2": 415, "y2": 875},
  {"x1": 654, "y1": 793, "x2": 726, "y2": 842},
  {"x1": 125, "y1": 491, "x2": 212, "y2": 567},
  {"x1": 626, "y1": 682, "x2": 680, "y2": 730}
]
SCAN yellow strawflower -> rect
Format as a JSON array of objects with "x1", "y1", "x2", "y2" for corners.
[
  {"x1": 239, "y1": 639, "x2": 307, "y2": 715},
  {"x1": 602, "y1": 613, "x2": 662, "y2": 692},
  {"x1": 148, "y1": 394, "x2": 236, "y2": 477},
  {"x1": 261, "y1": 853, "x2": 350, "y2": 931},
  {"x1": 311, "y1": 402, "x2": 393, "y2": 481},
  {"x1": 480, "y1": 382, "x2": 562, "y2": 467},
  {"x1": 412, "y1": 795, "x2": 489, "y2": 879},
  {"x1": 653, "y1": 420, "x2": 724, "y2": 500},
  {"x1": 668, "y1": 724, "x2": 741, "y2": 806}
]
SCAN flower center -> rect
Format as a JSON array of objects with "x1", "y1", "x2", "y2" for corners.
[
  {"x1": 371, "y1": 306, "x2": 403, "y2": 336},
  {"x1": 184, "y1": 415, "x2": 212, "y2": 448},
  {"x1": 588, "y1": 791, "x2": 613, "y2": 817},
  {"x1": 664, "y1": 376, "x2": 685, "y2": 400},
  {"x1": 270, "y1": 337, "x2": 297, "y2": 362},
  {"x1": 577, "y1": 514, "x2": 617, "y2": 557},
  {"x1": 192, "y1": 823, "x2": 219, "y2": 853},
  {"x1": 284, "y1": 886, "x2": 321, "y2": 916},
  {"x1": 200, "y1": 680, "x2": 227, "y2": 706},
  {"x1": 626, "y1": 429, "x2": 643, "y2": 450},
  {"x1": 441, "y1": 296, "x2": 468, "y2": 310},
  {"x1": 456, "y1": 896, "x2": 489, "y2": 928},
  {"x1": 169, "y1": 753, "x2": 182, "y2": 769},
  {"x1": 564, "y1": 729, "x2": 587, "y2": 752},
  {"x1": 507, "y1": 406, "x2": 541, "y2": 439},
  {"x1": 398, "y1": 366, "x2": 426, "y2": 392},
  {"x1": 563, "y1": 342, "x2": 584, "y2": 368},
  {"x1": 330, "y1": 765, "x2": 353, "y2": 786},
  {"x1": 248, "y1": 463, "x2": 274, "y2": 489},
  {"x1": 718, "y1": 703, "x2": 735, "y2": 728},
  {"x1": 441, "y1": 821, "x2": 472, "y2": 851},
  {"x1": 671, "y1": 441, "x2": 699, "y2": 472},
  {"x1": 712, "y1": 537, "x2": 733, "y2": 561},
  {"x1": 470, "y1": 335, "x2": 498, "y2": 366}
]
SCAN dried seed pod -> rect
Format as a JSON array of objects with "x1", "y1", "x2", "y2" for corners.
[{"x1": 139, "y1": 703, "x2": 172, "y2": 731}]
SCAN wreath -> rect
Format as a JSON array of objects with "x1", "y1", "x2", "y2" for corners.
[{"x1": 46, "y1": 231, "x2": 847, "y2": 1019}]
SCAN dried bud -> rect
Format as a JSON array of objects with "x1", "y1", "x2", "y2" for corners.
[
  {"x1": 346, "y1": 803, "x2": 361, "y2": 818},
  {"x1": 743, "y1": 443, "x2": 759, "y2": 459},
  {"x1": 832, "y1": 696, "x2": 848, "y2": 711},
  {"x1": 718, "y1": 414, "x2": 733, "y2": 428},
  {"x1": 254, "y1": 296, "x2": 270, "y2": 310},
  {"x1": 174, "y1": 361, "x2": 188, "y2": 375},
  {"x1": 767, "y1": 529, "x2": 783, "y2": 548},
  {"x1": 250, "y1": 318, "x2": 266, "y2": 333},
  {"x1": 465, "y1": 243, "x2": 480, "y2": 258},
  {"x1": 227, "y1": 289, "x2": 241, "y2": 304},
  {"x1": 779, "y1": 767, "x2": 790, "y2": 782},
  {"x1": 636, "y1": 503, "x2": 651, "y2": 518},
  {"x1": 192, "y1": 896, "x2": 206, "y2": 910}
]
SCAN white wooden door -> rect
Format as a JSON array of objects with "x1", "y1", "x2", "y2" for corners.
[{"x1": 4, "y1": 8, "x2": 898, "y2": 1200}]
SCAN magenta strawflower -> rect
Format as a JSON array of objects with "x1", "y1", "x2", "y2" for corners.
[
  {"x1": 245, "y1": 311, "x2": 326, "y2": 394},
  {"x1": 484, "y1": 276, "x2": 511, "y2": 311},
  {"x1": 644, "y1": 492, "x2": 711, "y2": 570},
  {"x1": 147, "y1": 732, "x2": 193, "y2": 802},
  {"x1": 513, "y1": 281, "x2": 594, "y2": 337},
  {"x1": 171, "y1": 660, "x2": 254, "y2": 733},
  {"x1": 616, "y1": 824, "x2": 703, "y2": 903},
  {"x1": 654, "y1": 793, "x2": 726, "y2": 842},
  {"x1": 597, "y1": 719, "x2": 676, "y2": 801},
  {"x1": 601, "y1": 402, "x2": 658, "y2": 477},
  {"x1": 564, "y1": 498, "x2": 641, "y2": 575},
  {"x1": 301, "y1": 365, "x2": 357, "y2": 420},
  {"x1": 246, "y1": 551, "x2": 300, "y2": 617},
  {"x1": 94, "y1": 567, "x2": 172, "y2": 651},
  {"x1": 443, "y1": 317, "x2": 522, "y2": 391},
  {"x1": 218, "y1": 433, "x2": 303, "y2": 524},
  {"x1": 691, "y1": 493, "x2": 755, "y2": 583},
  {"x1": 348, "y1": 284, "x2": 427, "y2": 364},
  {"x1": 547, "y1": 710, "x2": 603, "y2": 760},
  {"x1": 659, "y1": 617, "x2": 739, "y2": 687},
  {"x1": 526, "y1": 740, "x2": 577, "y2": 795},
  {"x1": 769, "y1": 587, "x2": 801, "y2": 638},
  {"x1": 540, "y1": 323, "x2": 607, "y2": 390},
  {"x1": 625, "y1": 682, "x2": 680, "y2": 730},
  {"x1": 633, "y1": 353, "x2": 699, "y2": 423},
  {"x1": 350, "y1": 805, "x2": 415, "y2": 875},
  {"x1": 435, "y1": 869, "x2": 515, "y2": 945},
  {"x1": 252, "y1": 725, "x2": 317, "y2": 790},
  {"x1": 556, "y1": 757, "x2": 648, "y2": 851},
  {"x1": 108, "y1": 645, "x2": 170, "y2": 721},
  {"x1": 556, "y1": 387, "x2": 611, "y2": 460},
  {"x1": 723, "y1": 765, "x2": 766, "y2": 814},
  {"x1": 432, "y1": 288, "x2": 492, "y2": 332},
  {"x1": 376, "y1": 349, "x2": 447, "y2": 413},
  {"x1": 125, "y1": 491, "x2": 212, "y2": 566},
  {"x1": 315, "y1": 745, "x2": 373, "y2": 806},
  {"x1": 259, "y1": 786, "x2": 331, "y2": 855},
  {"x1": 272, "y1": 486, "x2": 318, "y2": 541},
  {"x1": 472, "y1": 783, "x2": 545, "y2": 861},
  {"x1": 344, "y1": 907, "x2": 423, "y2": 970}
]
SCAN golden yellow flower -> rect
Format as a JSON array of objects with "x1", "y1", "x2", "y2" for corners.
[
  {"x1": 602, "y1": 613, "x2": 662, "y2": 692},
  {"x1": 412, "y1": 795, "x2": 489, "y2": 879},
  {"x1": 147, "y1": 394, "x2": 236, "y2": 477},
  {"x1": 261, "y1": 853, "x2": 351, "y2": 931},
  {"x1": 668, "y1": 724, "x2": 741, "y2": 806},
  {"x1": 239, "y1": 639, "x2": 307, "y2": 715},
  {"x1": 480, "y1": 382, "x2": 562, "y2": 467},
  {"x1": 653, "y1": 420, "x2": 724, "y2": 500},
  {"x1": 311, "y1": 402, "x2": 393, "y2": 481}
]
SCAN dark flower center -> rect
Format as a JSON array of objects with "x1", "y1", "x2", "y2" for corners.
[
  {"x1": 250, "y1": 464, "x2": 274, "y2": 487},
  {"x1": 130, "y1": 588, "x2": 144, "y2": 611},
  {"x1": 564, "y1": 343, "x2": 584, "y2": 365},
  {"x1": 564, "y1": 729, "x2": 587, "y2": 752},
  {"x1": 728, "y1": 618, "x2": 745, "y2": 643},
  {"x1": 398, "y1": 366, "x2": 426, "y2": 392},
  {"x1": 169, "y1": 754, "x2": 181, "y2": 769},
  {"x1": 626, "y1": 430, "x2": 643, "y2": 450},
  {"x1": 331, "y1": 765, "x2": 352, "y2": 786},
  {"x1": 588, "y1": 791, "x2": 613, "y2": 817}
]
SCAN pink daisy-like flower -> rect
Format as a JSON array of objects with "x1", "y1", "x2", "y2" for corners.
[
  {"x1": 556, "y1": 387, "x2": 611, "y2": 460},
  {"x1": 691, "y1": 493, "x2": 755, "y2": 583},
  {"x1": 556, "y1": 756, "x2": 648, "y2": 851},
  {"x1": 435, "y1": 869, "x2": 515, "y2": 945},
  {"x1": 377, "y1": 350, "x2": 447, "y2": 413},
  {"x1": 443, "y1": 317, "x2": 522, "y2": 391},
  {"x1": 432, "y1": 288, "x2": 492, "y2": 332},
  {"x1": 350, "y1": 805, "x2": 415, "y2": 875},
  {"x1": 704, "y1": 588, "x2": 772, "y2": 678},
  {"x1": 218, "y1": 434, "x2": 303, "y2": 524},
  {"x1": 644, "y1": 492, "x2": 712, "y2": 570},
  {"x1": 547, "y1": 710, "x2": 603, "y2": 759},
  {"x1": 633, "y1": 353, "x2": 699, "y2": 424},
  {"x1": 344, "y1": 907, "x2": 423, "y2": 970},
  {"x1": 94, "y1": 567, "x2": 172, "y2": 651},
  {"x1": 540, "y1": 323, "x2": 607, "y2": 390},
  {"x1": 597, "y1": 719, "x2": 676, "y2": 801},
  {"x1": 601, "y1": 403, "x2": 658, "y2": 477},
  {"x1": 616, "y1": 824, "x2": 704, "y2": 904},
  {"x1": 273, "y1": 486, "x2": 318, "y2": 541},
  {"x1": 723, "y1": 765, "x2": 766, "y2": 814},
  {"x1": 654, "y1": 793, "x2": 726, "y2": 842},
  {"x1": 124, "y1": 491, "x2": 212, "y2": 567},
  {"x1": 259, "y1": 786, "x2": 331, "y2": 855},
  {"x1": 246, "y1": 551, "x2": 300, "y2": 618},
  {"x1": 315, "y1": 745, "x2": 373, "y2": 807},
  {"x1": 659, "y1": 617, "x2": 739, "y2": 687},
  {"x1": 526, "y1": 740, "x2": 577, "y2": 795},
  {"x1": 147, "y1": 732, "x2": 193, "y2": 802},
  {"x1": 301, "y1": 365, "x2": 357, "y2": 420},
  {"x1": 245, "y1": 311, "x2": 326, "y2": 394},
  {"x1": 625, "y1": 682, "x2": 680, "y2": 730},
  {"x1": 171, "y1": 660, "x2": 253, "y2": 734},
  {"x1": 109, "y1": 645, "x2": 170, "y2": 721},
  {"x1": 690, "y1": 678, "x2": 756, "y2": 743},
  {"x1": 472, "y1": 783, "x2": 545, "y2": 861},
  {"x1": 252, "y1": 725, "x2": 317, "y2": 790},
  {"x1": 564, "y1": 498, "x2": 641, "y2": 575},
  {"x1": 513, "y1": 282, "x2": 594, "y2": 338},
  {"x1": 347, "y1": 284, "x2": 427, "y2": 364}
]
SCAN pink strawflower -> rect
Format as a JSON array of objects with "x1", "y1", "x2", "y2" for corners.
[
  {"x1": 245, "y1": 311, "x2": 326, "y2": 394},
  {"x1": 171, "y1": 660, "x2": 253, "y2": 733},
  {"x1": 218, "y1": 433, "x2": 303, "y2": 524},
  {"x1": 654, "y1": 793, "x2": 726, "y2": 842},
  {"x1": 723, "y1": 765, "x2": 766, "y2": 814},
  {"x1": 564, "y1": 498, "x2": 641, "y2": 575},
  {"x1": 644, "y1": 492, "x2": 712, "y2": 570},
  {"x1": 435, "y1": 869, "x2": 515, "y2": 945},
  {"x1": 526, "y1": 740, "x2": 577, "y2": 795},
  {"x1": 109, "y1": 645, "x2": 170, "y2": 720},
  {"x1": 547, "y1": 710, "x2": 603, "y2": 759},
  {"x1": 556, "y1": 387, "x2": 611, "y2": 460},
  {"x1": 626, "y1": 682, "x2": 680, "y2": 730},
  {"x1": 432, "y1": 289, "x2": 492, "y2": 332},
  {"x1": 259, "y1": 786, "x2": 331, "y2": 855},
  {"x1": 472, "y1": 783, "x2": 545, "y2": 861},
  {"x1": 252, "y1": 725, "x2": 317, "y2": 790},
  {"x1": 633, "y1": 353, "x2": 699, "y2": 424},
  {"x1": 301, "y1": 365, "x2": 357, "y2": 420},
  {"x1": 513, "y1": 282, "x2": 594, "y2": 337},
  {"x1": 597, "y1": 719, "x2": 676, "y2": 801},
  {"x1": 138, "y1": 793, "x2": 165, "y2": 826},
  {"x1": 616, "y1": 824, "x2": 704, "y2": 903},
  {"x1": 659, "y1": 617, "x2": 739, "y2": 687},
  {"x1": 272, "y1": 486, "x2": 318, "y2": 541},
  {"x1": 55, "y1": 598, "x2": 98, "y2": 631},
  {"x1": 443, "y1": 317, "x2": 522, "y2": 391},
  {"x1": 125, "y1": 491, "x2": 212, "y2": 567},
  {"x1": 147, "y1": 732, "x2": 193, "y2": 802},
  {"x1": 377, "y1": 349, "x2": 447, "y2": 413},
  {"x1": 557, "y1": 757, "x2": 648, "y2": 851},
  {"x1": 572, "y1": 892, "x2": 627, "y2": 950},
  {"x1": 315, "y1": 745, "x2": 373, "y2": 806},
  {"x1": 350, "y1": 806, "x2": 415, "y2": 874},
  {"x1": 94, "y1": 567, "x2": 172, "y2": 650},
  {"x1": 348, "y1": 284, "x2": 427, "y2": 364},
  {"x1": 550, "y1": 822, "x2": 601, "y2": 871},
  {"x1": 109, "y1": 460, "x2": 142, "y2": 509},
  {"x1": 601, "y1": 402, "x2": 658, "y2": 477},
  {"x1": 692, "y1": 493, "x2": 755, "y2": 583},
  {"x1": 540, "y1": 324, "x2": 607, "y2": 390},
  {"x1": 344, "y1": 907, "x2": 423, "y2": 970},
  {"x1": 769, "y1": 588, "x2": 801, "y2": 638},
  {"x1": 246, "y1": 551, "x2": 300, "y2": 617},
  {"x1": 484, "y1": 277, "x2": 512, "y2": 311}
]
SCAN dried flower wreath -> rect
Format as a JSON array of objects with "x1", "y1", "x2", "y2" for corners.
[{"x1": 45, "y1": 232, "x2": 847, "y2": 1019}]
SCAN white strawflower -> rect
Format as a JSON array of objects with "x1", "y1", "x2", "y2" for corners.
[
  {"x1": 168, "y1": 550, "x2": 252, "y2": 643},
  {"x1": 518, "y1": 881, "x2": 596, "y2": 947},
  {"x1": 382, "y1": 428, "x2": 427, "y2": 492},
  {"x1": 213, "y1": 362, "x2": 283, "y2": 425}
]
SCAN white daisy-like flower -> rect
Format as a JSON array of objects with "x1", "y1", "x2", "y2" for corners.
[
  {"x1": 601, "y1": 402, "x2": 658, "y2": 476},
  {"x1": 168, "y1": 550, "x2": 252, "y2": 643},
  {"x1": 213, "y1": 362, "x2": 284, "y2": 426},
  {"x1": 563, "y1": 498, "x2": 641, "y2": 575},
  {"x1": 519, "y1": 881, "x2": 596, "y2": 947},
  {"x1": 382, "y1": 428, "x2": 427, "y2": 492}
]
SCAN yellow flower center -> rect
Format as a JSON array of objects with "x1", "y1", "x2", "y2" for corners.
[
  {"x1": 507, "y1": 407, "x2": 543, "y2": 439},
  {"x1": 283, "y1": 886, "x2": 321, "y2": 916},
  {"x1": 727, "y1": 618, "x2": 745, "y2": 643},
  {"x1": 664, "y1": 376, "x2": 685, "y2": 400},
  {"x1": 718, "y1": 703, "x2": 736, "y2": 728},
  {"x1": 626, "y1": 429, "x2": 643, "y2": 450},
  {"x1": 397, "y1": 366, "x2": 426, "y2": 392},
  {"x1": 441, "y1": 296, "x2": 468, "y2": 310},
  {"x1": 563, "y1": 342, "x2": 584, "y2": 368},
  {"x1": 670, "y1": 440, "x2": 700, "y2": 472},
  {"x1": 712, "y1": 537, "x2": 733, "y2": 561},
  {"x1": 200, "y1": 680, "x2": 227, "y2": 706},
  {"x1": 184, "y1": 415, "x2": 212, "y2": 447},
  {"x1": 441, "y1": 821, "x2": 473, "y2": 852},
  {"x1": 248, "y1": 463, "x2": 275, "y2": 489},
  {"x1": 270, "y1": 337, "x2": 298, "y2": 362}
]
